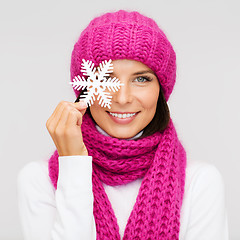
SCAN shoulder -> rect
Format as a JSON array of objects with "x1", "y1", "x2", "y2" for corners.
[
  {"x1": 183, "y1": 160, "x2": 227, "y2": 225},
  {"x1": 17, "y1": 159, "x2": 55, "y2": 196},
  {"x1": 17, "y1": 159, "x2": 50, "y2": 184},
  {"x1": 185, "y1": 160, "x2": 225, "y2": 195},
  {"x1": 180, "y1": 160, "x2": 228, "y2": 239}
]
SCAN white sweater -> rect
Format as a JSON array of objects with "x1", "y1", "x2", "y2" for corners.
[
  {"x1": 17, "y1": 156, "x2": 229, "y2": 240},
  {"x1": 17, "y1": 124, "x2": 228, "y2": 240}
]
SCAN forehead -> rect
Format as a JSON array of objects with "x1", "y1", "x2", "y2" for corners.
[
  {"x1": 94, "y1": 59, "x2": 157, "y2": 79},
  {"x1": 111, "y1": 59, "x2": 151, "y2": 69},
  {"x1": 109, "y1": 59, "x2": 157, "y2": 78}
]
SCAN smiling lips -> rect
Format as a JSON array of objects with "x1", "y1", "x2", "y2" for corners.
[{"x1": 107, "y1": 111, "x2": 139, "y2": 124}]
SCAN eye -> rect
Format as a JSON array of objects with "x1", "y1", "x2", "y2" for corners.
[
  {"x1": 104, "y1": 76, "x2": 111, "y2": 81},
  {"x1": 134, "y1": 76, "x2": 152, "y2": 83}
]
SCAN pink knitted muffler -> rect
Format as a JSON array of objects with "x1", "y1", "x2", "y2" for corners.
[{"x1": 48, "y1": 113, "x2": 187, "y2": 239}]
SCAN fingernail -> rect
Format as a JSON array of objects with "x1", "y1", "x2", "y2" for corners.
[{"x1": 79, "y1": 100, "x2": 88, "y2": 108}]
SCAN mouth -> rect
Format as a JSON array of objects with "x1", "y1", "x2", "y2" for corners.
[{"x1": 106, "y1": 111, "x2": 140, "y2": 124}]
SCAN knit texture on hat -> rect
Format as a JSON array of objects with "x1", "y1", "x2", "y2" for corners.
[
  {"x1": 48, "y1": 113, "x2": 187, "y2": 239},
  {"x1": 70, "y1": 10, "x2": 176, "y2": 101}
]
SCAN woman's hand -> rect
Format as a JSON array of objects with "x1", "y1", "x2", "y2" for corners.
[{"x1": 46, "y1": 100, "x2": 88, "y2": 156}]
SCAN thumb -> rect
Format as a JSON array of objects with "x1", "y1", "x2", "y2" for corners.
[
  {"x1": 74, "y1": 100, "x2": 88, "y2": 113},
  {"x1": 80, "y1": 107, "x2": 87, "y2": 116},
  {"x1": 76, "y1": 101, "x2": 88, "y2": 126}
]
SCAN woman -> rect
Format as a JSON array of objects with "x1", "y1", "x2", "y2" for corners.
[{"x1": 17, "y1": 10, "x2": 228, "y2": 239}]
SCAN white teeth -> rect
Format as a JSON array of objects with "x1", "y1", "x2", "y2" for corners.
[{"x1": 109, "y1": 112, "x2": 136, "y2": 118}]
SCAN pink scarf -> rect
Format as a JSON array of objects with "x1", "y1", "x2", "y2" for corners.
[{"x1": 48, "y1": 113, "x2": 187, "y2": 239}]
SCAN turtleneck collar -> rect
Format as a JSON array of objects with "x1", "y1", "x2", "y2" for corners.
[{"x1": 95, "y1": 124, "x2": 143, "y2": 140}]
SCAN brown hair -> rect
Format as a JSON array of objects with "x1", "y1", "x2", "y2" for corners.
[{"x1": 138, "y1": 86, "x2": 170, "y2": 139}]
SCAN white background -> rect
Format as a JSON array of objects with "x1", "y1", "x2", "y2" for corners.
[{"x1": 0, "y1": 0, "x2": 239, "y2": 239}]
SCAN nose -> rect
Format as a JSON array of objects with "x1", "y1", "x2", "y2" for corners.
[{"x1": 112, "y1": 81, "x2": 133, "y2": 105}]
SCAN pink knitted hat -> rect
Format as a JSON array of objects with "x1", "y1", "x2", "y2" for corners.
[{"x1": 70, "y1": 9, "x2": 176, "y2": 101}]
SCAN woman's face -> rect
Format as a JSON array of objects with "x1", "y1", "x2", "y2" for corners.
[{"x1": 89, "y1": 59, "x2": 160, "y2": 139}]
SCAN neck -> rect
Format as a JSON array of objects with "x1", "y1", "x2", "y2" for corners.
[{"x1": 95, "y1": 125, "x2": 143, "y2": 140}]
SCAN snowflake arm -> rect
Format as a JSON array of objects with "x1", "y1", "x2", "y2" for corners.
[
  {"x1": 102, "y1": 77, "x2": 124, "y2": 92},
  {"x1": 80, "y1": 89, "x2": 96, "y2": 107},
  {"x1": 81, "y1": 59, "x2": 96, "y2": 80},
  {"x1": 70, "y1": 75, "x2": 88, "y2": 91},
  {"x1": 97, "y1": 91, "x2": 112, "y2": 109},
  {"x1": 97, "y1": 59, "x2": 114, "y2": 80}
]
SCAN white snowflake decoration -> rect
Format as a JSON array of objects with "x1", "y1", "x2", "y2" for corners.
[{"x1": 70, "y1": 59, "x2": 124, "y2": 109}]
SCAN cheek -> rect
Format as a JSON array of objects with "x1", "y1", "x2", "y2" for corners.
[
  {"x1": 138, "y1": 88, "x2": 159, "y2": 111},
  {"x1": 89, "y1": 104, "x2": 102, "y2": 120}
]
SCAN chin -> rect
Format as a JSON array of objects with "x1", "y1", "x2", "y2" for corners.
[{"x1": 107, "y1": 128, "x2": 138, "y2": 139}]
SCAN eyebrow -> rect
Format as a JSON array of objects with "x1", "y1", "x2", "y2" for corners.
[
  {"x1": 110, "y1": 70, "x2": 157, "y2": 77},
  {"x1": 132, "y1": 70, "x2": 156, "y2": 76}
]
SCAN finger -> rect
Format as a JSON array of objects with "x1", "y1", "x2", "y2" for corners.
[
  {"x1": 65, "y1": 108, "x2": 83, "y2": 129},
  {"x1": 50, "y1": 101, "x2": 67, "y2": 120},
  {"x1": 55, "y1": 104, "x2": 76, "y2": 134},
  {"x1": 47, "y1": 100, "x2": 87, "y2": 133},
  {"x1": 56, "y1": 101, "x2": 87, "y2": 128},
  {"x1": 46, "y1": 102, "x2": 66, "y2": 133},
  {"x1": 47, "y1": 102, "x2": 68, "y2": 131}
]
